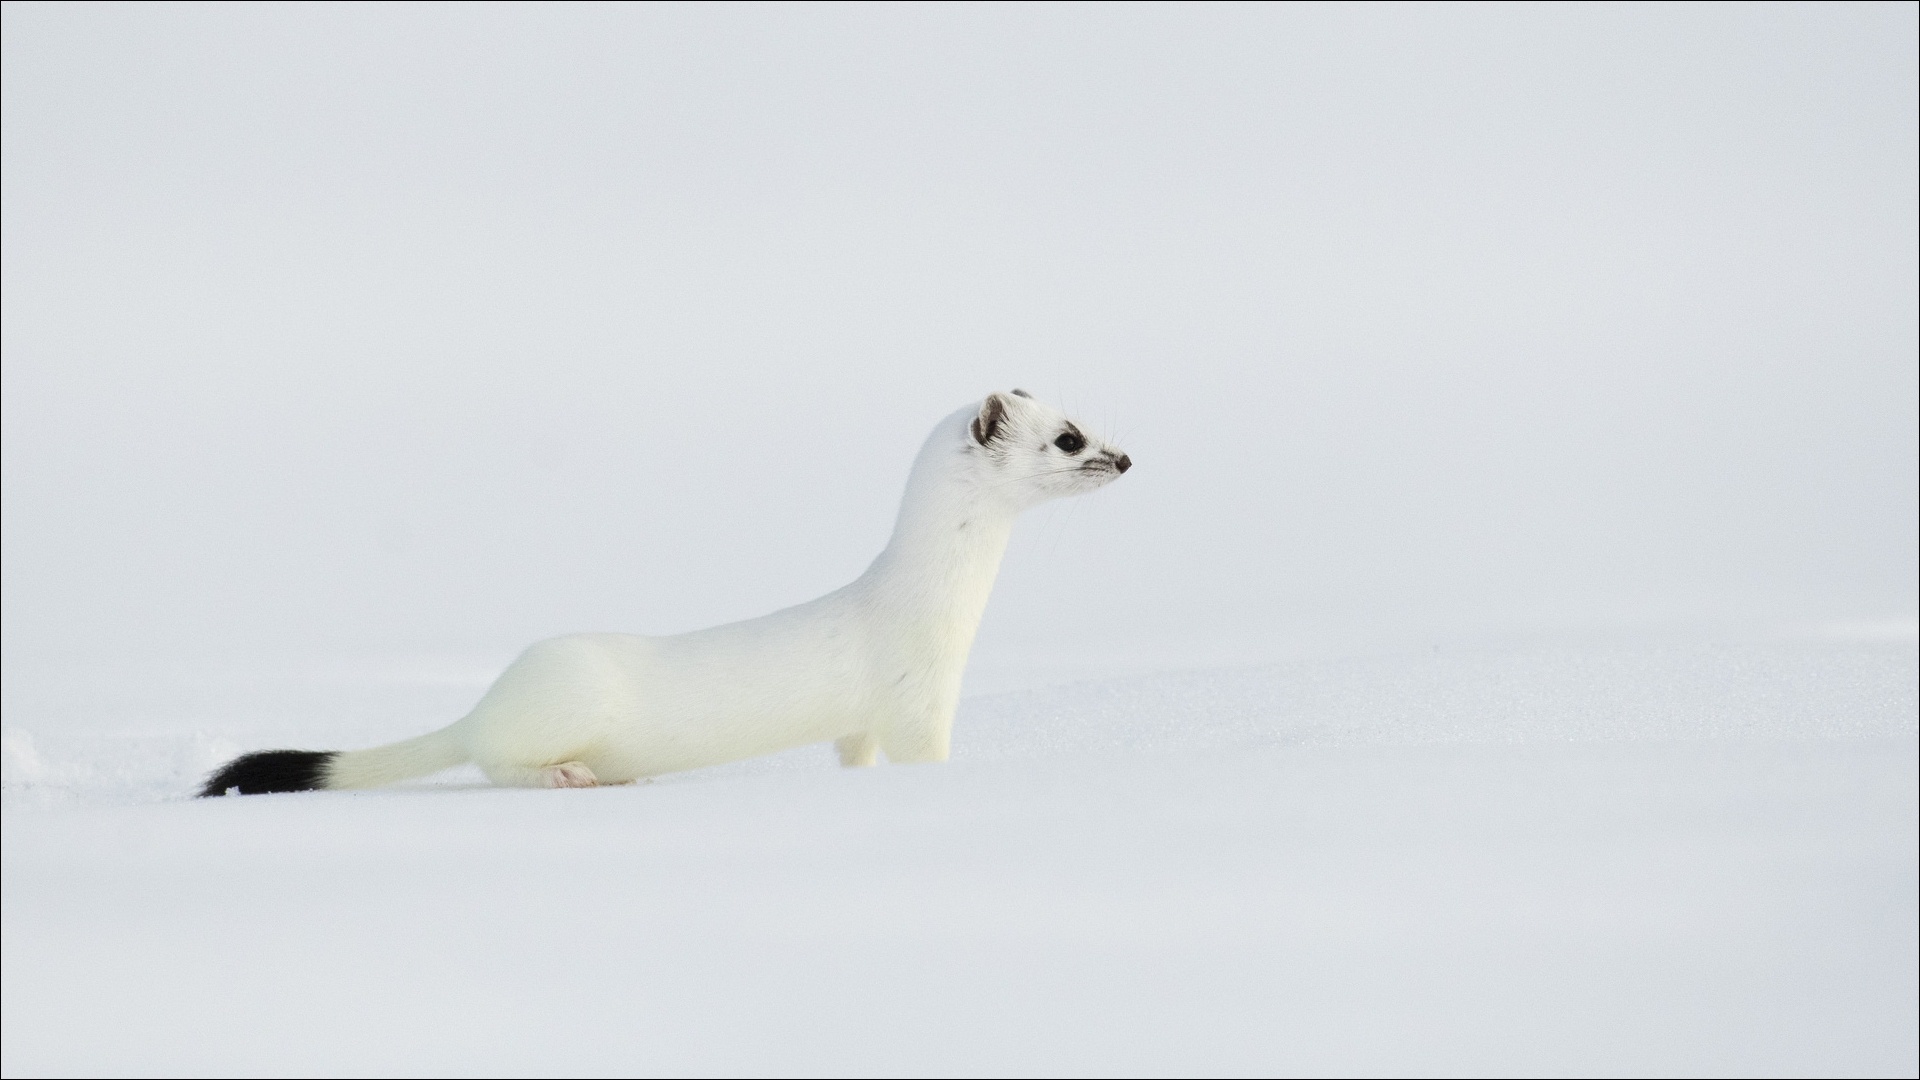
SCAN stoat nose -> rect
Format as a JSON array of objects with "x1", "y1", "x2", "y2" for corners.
[{"x1": 1114, "y1": 454, "x2": 1132, "y2": 473}]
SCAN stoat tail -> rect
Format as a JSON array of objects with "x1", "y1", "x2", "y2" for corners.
[{"x1": 197, "y1": 727, "x2": 467, "y2": 797}]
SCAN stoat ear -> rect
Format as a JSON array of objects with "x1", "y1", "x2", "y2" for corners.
[{"x1": 971, "y1": 393, "x2": 1009, "y2": 446}]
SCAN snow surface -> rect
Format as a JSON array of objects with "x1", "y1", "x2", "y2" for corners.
[{"x1": 4, "y1": 630, "x2": 1916, "y2": 1077}]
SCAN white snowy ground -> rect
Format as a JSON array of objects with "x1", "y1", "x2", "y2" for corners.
[{"x1": 4, "y1": 627, "x2": 1916, "y2": 1077}]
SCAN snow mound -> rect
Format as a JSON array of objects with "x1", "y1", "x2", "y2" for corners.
[{"x1": 3, "y1": 633, "x2": 1915, "y2": 1075}]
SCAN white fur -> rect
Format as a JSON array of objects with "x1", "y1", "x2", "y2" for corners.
[{"x1": 324, "y1": 392, "x2": 1128, "y2": 790}]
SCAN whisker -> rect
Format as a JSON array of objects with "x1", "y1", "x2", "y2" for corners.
[{"x1": 979, "y1": 465, "x2": 1107, "y2": 492}]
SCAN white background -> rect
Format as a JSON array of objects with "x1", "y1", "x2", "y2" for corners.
[
  {"x1": 3, "y1": 8, "x2": 1914, "y2": 1075},
  {"x1": 5, "y1": 4, "x2": 1914, "y2": 680}
]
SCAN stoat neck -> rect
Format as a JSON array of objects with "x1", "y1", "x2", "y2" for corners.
[{"x1": 857, "y1": 474, "x2": 1015, "y2": 637}]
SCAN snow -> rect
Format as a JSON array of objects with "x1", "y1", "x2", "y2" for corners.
[
  {"x1": 4, "y1": 630, "x2": 1914, "y2": 1076},
  {"x1": 6, "y1": 6, "x2": 1914, "y2": 1075}
]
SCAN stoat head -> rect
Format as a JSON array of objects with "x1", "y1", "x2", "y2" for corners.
[{"x1": 965, "y1": 389, "x2": 1131, "y2": 507}]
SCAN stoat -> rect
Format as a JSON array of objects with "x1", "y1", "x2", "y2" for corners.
[{"x1": 200, "y1": 390, "x2": 1129, "y2": 796}]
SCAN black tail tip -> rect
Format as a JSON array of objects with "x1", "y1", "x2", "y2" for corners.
[{"x1": 198, "y1": 750, "x2": 337, "y2": 797}]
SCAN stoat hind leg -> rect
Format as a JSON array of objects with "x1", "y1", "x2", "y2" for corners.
[
  {"x1": 835, "y1": 734, "x2": 878, "y2": 768},
  {"x1": 484, "y1": 761, "x2": 600, "y2": 788}
]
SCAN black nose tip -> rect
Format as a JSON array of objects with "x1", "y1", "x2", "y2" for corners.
[{"x1": 1114, "y1": 454, "x2": 1131, "y2": 473}]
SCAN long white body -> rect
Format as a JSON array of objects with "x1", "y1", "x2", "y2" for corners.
[
  {"x1": 430, "y1": 504, "x2": 1008, "y2": 784},
  {"x1": 320, "y1": 393, "x2": 1127, "y2": 790}
]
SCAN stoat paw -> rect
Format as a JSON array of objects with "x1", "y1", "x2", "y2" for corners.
[{"x1": 542, "y1": 762, "x2": 599, "y2": 788}]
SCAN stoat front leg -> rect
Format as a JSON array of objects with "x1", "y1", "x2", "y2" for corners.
[{"x1": 834, "y1": 733, "x2": 879, "y2": 768}]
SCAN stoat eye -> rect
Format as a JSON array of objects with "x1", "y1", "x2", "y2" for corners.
[{"x1": 1053, "y1": 431, "x2": 1085, "y2": 454}]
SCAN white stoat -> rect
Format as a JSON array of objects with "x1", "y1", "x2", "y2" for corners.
[{"x1": 200, "y1": 390, "x2": 1130, "y2": 795}]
